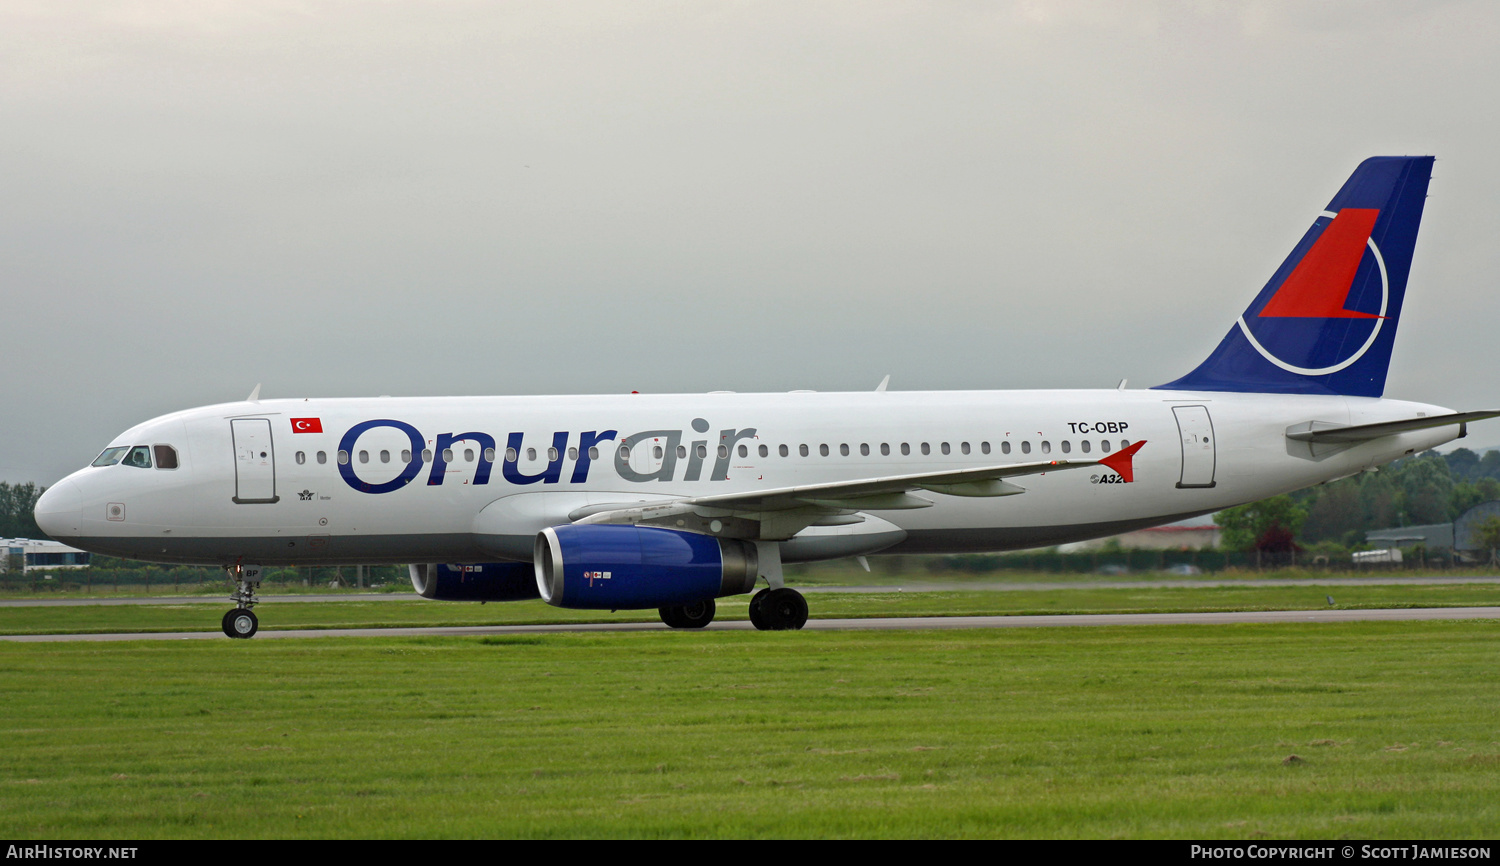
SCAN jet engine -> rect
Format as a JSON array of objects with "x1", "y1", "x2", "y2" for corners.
[
  {"x1": 534, "y1": 524, "x2": 758, "y2": 609},
  {"x1": 409, "y1": 562, "x2": 541, "y2": 601}
]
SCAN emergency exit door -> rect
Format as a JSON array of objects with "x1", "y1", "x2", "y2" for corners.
[
  {"x1": 231, "y1": 418, "x2": 279, "y2": 503},
  {"x1": 1172, "y1": 405, "x2": 1216, "y2": 489}
]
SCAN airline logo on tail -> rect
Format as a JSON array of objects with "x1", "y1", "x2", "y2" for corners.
[
  {"x1": 1237, "y1": 207, "x2": 1390, "y2": 375},
  {"x1": 1156, "y1": 154, "x2": 1432, "y2": 398}
]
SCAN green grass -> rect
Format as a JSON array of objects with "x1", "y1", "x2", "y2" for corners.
[
  {"x1": 1, "y1": 583, "x2": 1497, "y2": 636},
  {"x1": 0, "y1": 622, "x2": 1497, "y2": 838}
]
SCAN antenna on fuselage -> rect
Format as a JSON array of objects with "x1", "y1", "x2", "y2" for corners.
[{"x1": 247, "y1": 383, "x2": 262, "y2": 403}]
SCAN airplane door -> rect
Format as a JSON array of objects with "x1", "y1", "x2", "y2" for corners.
[
  {"x1": 231, "y1": 419, "x2": 279, "y2": 503},
  {"x1": 1172, "y1": 405, "x2": 1216, "y2": 489}
]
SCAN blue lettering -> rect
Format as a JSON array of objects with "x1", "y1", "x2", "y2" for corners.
[
  {"x1": 503, "y1": 431, "x2": 568, "y2": 485},
  {"x1": 427, "y1": 431, "x2": 496, "y2": 485},
  {"x1": 571, "y1": 430, "x2": 617, "y2": 483},
  {"x1": 338, "y1": 420, "x2": 426, "y2": 494}
]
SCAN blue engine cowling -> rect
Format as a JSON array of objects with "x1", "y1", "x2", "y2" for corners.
[
  {"x1": 534, "y1": 525, "x2": 759, "y2": 609},
  {"x1": 409, "y1": 562, "x2": 541, "y2": 601}
]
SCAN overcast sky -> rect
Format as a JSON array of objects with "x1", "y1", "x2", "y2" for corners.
[{"x1": 5, "y1": 1, "x2": 1500, "y2": 485}]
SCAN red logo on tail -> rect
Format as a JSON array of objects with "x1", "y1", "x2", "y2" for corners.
[{"x1": 1257, "y1": 208, "x2": 1381, "y2": 319}]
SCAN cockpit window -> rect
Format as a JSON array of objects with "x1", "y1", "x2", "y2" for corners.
[
  {"x1": 154, "y1": 445, "x2": 179, "y2": 470},
  {"x1": 121, "y1": 446, "x2": 153, "y2": 468},
  {"x1": 92, "y1": 447, "x2": 130, "y2": 467}
]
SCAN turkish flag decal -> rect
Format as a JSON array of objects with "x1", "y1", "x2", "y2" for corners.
[{"x1": 291, "y1": 418, "x2": 323, "y2": 433}]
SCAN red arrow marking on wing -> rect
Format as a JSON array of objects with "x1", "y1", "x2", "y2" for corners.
[{"x1": 1097, "y1": 440, "x2": 1146, "y2": 482}]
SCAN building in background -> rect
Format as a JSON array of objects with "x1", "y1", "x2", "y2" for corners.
[{"x1": 1, "y1": 538, "x2": 92, "y2": 573}]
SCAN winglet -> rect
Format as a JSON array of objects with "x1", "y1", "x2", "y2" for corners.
[
  {"x1": 875, "y1": 375, "x2": 890, "y2": 393},
  {"x1": 1097, "y1": 440, "x2": 1146, "y2": 482}
]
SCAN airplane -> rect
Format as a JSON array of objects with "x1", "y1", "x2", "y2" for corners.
[{"x1": 33, "y1": 155, "x2": 1499, "y2": 638}]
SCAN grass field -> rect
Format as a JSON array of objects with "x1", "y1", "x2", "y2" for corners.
[
  {"x1": 1, "y1": 620, "x2": 1497, "y2": 838},
  {"x1": 1, "y1": 581, "x2": 1498, "y2": 636}
]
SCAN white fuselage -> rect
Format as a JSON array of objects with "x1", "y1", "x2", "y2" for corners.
[{"x1": 35, "y1": 388, "x2": 1458, "y2": 567}]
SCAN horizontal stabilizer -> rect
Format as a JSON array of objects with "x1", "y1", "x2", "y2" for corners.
[{"x1": 1285, "y1": 411, "x2": 1500, "y2": 444}]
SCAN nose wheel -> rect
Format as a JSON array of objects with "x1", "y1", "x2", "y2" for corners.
[
  {"x1": 222, "y1": 608, "x2": 259, "y2": 639},
  {"x1": 222, "y1": 563, "x2": 263, "y2": 639}
]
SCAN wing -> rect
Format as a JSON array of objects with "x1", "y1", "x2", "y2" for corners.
[{"x1": 574, "y1": 441, "x2": 1147, "y2": 540}]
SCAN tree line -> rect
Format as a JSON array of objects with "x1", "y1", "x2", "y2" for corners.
[
  {"x1": 1216, "y1": 448, "x2": 1500, "y2": 554},
  {"x1": 0, "y1": 483, "x2": 44, "y2": 539}
]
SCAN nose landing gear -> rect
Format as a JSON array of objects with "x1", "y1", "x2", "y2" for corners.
[{"x1": 222, "y1": 564, "x2": 263, "y2": 639}]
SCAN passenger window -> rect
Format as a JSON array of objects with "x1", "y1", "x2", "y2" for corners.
[
  {"x1": 486, "y1": 447, "x2": 497, "y2": 462},
  {"x1": 380, "y1": 450, "x2": 391, "y2": 463},
  {"x1": 1001, "y1": 441, "x2": 1010, "y2": 454},
  {"x1": 739, "y1": 444, "x2": 749, "y2": 458},
  {"x1": 567, "y1": 447, "x2": 577, "y2": 460},
  {"x1": 779, "y1": 445, "x2": 789, "y2": 457},
  {"x1": 1121, "y1": 439, "x2": 1131, "y2": 450},
  {"x1": 154, "y1": 445, "x2": 179, "y2": 469},
  {"x1": 860, "y1": 443, "x2": 870, "y2": 456},
  {"x1": 961, "y1": 442, "x2": 970, "y2": 455},
  {"x1": 1100, "y1": 440, "x2": 1111, "y2": 453},
  {"x1": 921, "y1": 443, "x2": 930, "y2": 456},
  {"x1": 653, "y1": 446, "x2": 663, "y2": 459},
  {"x1": 941, "y1": 443, "x2": 951, "y2": 455},
  {"x1": 758, "y1": 444, "x2": 768, "y2": 458},
  {"x1": 92, "y1": 447, "x2": 130, "y2": 467},
  {"x1": 402, "y1": 449, "x2": 412, "y2": 463},
  {"x1": 122, "y1": 446, "x2": 152, "y2": 468},
  {"x1": 880, "y1": 443, "x2": 890, "y2": 456},
  {"x1": 317, "y1": 451, "x2": 327, "y2": 465},
  {"x1": 338, "y1": 450, "x2": 349, "y2": 465},
  {"x1": 800, "y1": 445, "x2": 809, "y2": 457},
  {"x1": 981, "y1": 442, "x2": 991, "y2": 455},
  {"x1": 545, "y1": 448, "x2": 555, "y2": 462},
  {"x1": 588, "y1": 447, "x2": 599, "y2": 460},
  {"x1": 677, "y1": 445, "x2": 687, "y2": 459},
  {"x1": 1041, "y1": 441, "x2": 1051, "y2": 454},
  {"x1": 1081, "y1": 441, "x2": 1091, "y2": 454},
  {"x1": 526, "y1": 448, "x2": 537, "y2": 461},
  {"x1": 840, "y1": 444, "x2": 849, "y2": 456},
  {"x1": 718, "y1": 445, "x2": 729, "y2": 458},
  {"x1": 295, "y1": 451, "x2": 306, "y2": 465},
  {"x1": 359, "y1": 450, "x2": 369, "y2": 464},
  {"x1": 443, "y1": 449, "x2": 454, "y2": 462},
  {"x1": 819, "y1": 444, "x2": 829, "y2": 457},
  {"x1": 619, "y1": 445, "x2": 631, "y2": 459},
  {"x1": 901, "y1": 443, "x2": 910, "y2": 456},
  {"x1": 1060, "y1": 441, "x2": 1071, "y2": 454},
  {"x1": 1021, "y1": 442, "x2": 1031, "y2": 455},
  {"x1": 697, "y1": 444, "x2": 708, "y2": 459}
]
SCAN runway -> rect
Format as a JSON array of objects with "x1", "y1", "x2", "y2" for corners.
[
  {"x1": 3, "y1": 606, "x2": 1495, "y2": 643},
  {"x1": 3, "y1": 575, "x2": 1497, "y2": 607}
]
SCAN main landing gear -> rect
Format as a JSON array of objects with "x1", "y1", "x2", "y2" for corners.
[
  {"x1": 748, "y1": 587, "x2": 808, "y2": 631},
  {"x1": 222, "y1": 564, "x2": 263, "y2": 639},
  {"x1": 659, "y1": 599, "x2": 717, "y2": 629}
]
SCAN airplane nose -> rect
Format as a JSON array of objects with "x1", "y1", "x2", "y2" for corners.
[{"x1": 33, "y1": 480, "x2": 83, "y2": 540}]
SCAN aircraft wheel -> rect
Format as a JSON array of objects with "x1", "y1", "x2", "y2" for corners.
[
  {"x1": 659, "y1": 599, "x2": 716, "y2": 629},
  {"x1": 223, "y1": 608, "x2": 259, "y2": 639},
  {"x1": 760, "y1": 588, "x2": 808, "y2": 631},
  {"x1": 748, "y1": 589, "x2": 770, "y2": 630}
]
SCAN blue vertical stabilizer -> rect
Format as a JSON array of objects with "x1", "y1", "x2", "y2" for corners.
[{"x1": 1156, "y1": 156, "x2": 1433, "y2": 397}]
